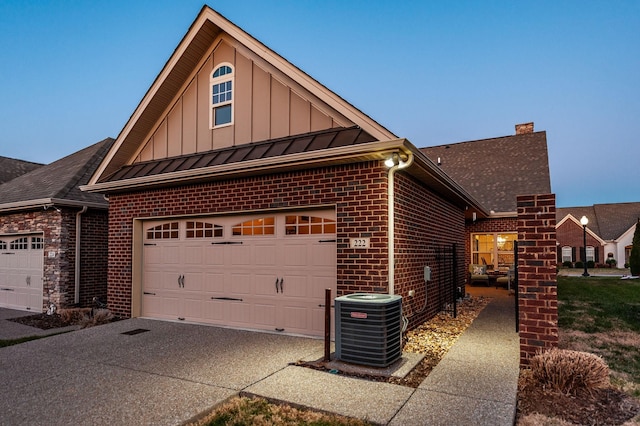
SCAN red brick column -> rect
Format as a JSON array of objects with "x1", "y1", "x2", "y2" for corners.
[{"x1": 517, "y1": 194, "x2": 558, "y2": 366}]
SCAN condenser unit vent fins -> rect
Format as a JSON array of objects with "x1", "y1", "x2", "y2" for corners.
[{"x1": 334, "y1": 293, "x2": 402, "y2": 367}]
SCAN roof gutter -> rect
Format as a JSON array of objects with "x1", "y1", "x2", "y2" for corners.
[
  {"x1": 0, "y1": 198, "x2": 107, "y2": 213},
  {"x1": 82, "y1": 139, "x2": 409, "y2": 193}
]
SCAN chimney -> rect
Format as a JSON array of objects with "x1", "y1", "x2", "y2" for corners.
[{"x1": 515, "y1": 122, "x2": 534, "y2": 135}]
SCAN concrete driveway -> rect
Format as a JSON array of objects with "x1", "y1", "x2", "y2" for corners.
[{"x1": 0, "y1": 316, "x2": 325, "y2": 425}]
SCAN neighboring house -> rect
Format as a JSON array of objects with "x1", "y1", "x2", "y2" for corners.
[
  {"x1": 83, "y1": 6, "x2": 489, "y2": 335},
  {"x1": 0, "y1": 138, "x2": 114, "y2": 312},
  {"x1": 556, "y1": 202, "x2": 640, "y2": 268},
  {"x1": 421, "y1": 123, "x2": 552, "y2": 274},
  {"x1": 0, "y1": 156, "x2": 43, "y2": 184}
]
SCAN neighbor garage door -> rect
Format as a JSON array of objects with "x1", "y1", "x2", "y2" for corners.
[
  {"x1": 141, "y1": 210, "x2": 336, "y2": 336},
  {"x1": 0, "y1": 234, "x2": 44, "y2": 311}
]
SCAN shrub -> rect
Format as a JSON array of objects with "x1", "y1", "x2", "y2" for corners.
[
  {"x1": 630, "y1": 219, "x2": 640, "y2": 276},
  {"x1": 79, "y1": 309, "x2": 115, "y2": 328},
  {"x1": 562, "y1": 261, "x2": 573, "y2": 268},
  {"x1": 530, "y1": 348, "x2": 610, "y2": 395},
  {"x1": 575, "y1": 261, "x2": 584, "y2": 269},
  {"x1": 587, "y1": 260, "x2": 596, "y2": 268},
  {"x1": 605, "y1": 258, "x2": 617, "y2": 268}
]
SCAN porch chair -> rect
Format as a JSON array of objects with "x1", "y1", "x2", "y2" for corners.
[
  {"x1": 469, "y1": 264, "x2": 489, "y2": 286},
  {"x1": 496, "y1": 266, "x2": 514, "y2": 290}
]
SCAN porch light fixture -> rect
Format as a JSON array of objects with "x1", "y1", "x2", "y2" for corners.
[
  {"x1": 385, "y1": 153, "x2": 410, "y2": 169},
  {"x1": 580, "y1": 215, "x2": 590, "y2": 277}
]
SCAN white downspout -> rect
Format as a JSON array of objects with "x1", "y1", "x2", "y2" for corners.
[
  {"x1": 75, "y1": 206, "x2": 88, "y2": 305},
  {"x1": 387, "y1": 152, "x2": 414, "y2": 295}
]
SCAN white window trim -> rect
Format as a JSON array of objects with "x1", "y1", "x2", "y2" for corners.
[
  {"x1": 561, "y1": 246, "x2": 573, "y2": 262},
  {"x1": 586, "y1": 246, "x2": 595, "y2": 263},
  {"x1": 210, "y1": 63, "x2": 234, "y2": 129}
]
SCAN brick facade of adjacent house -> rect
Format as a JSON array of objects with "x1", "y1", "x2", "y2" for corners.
[
  {"x1": 106, "y1": 160, "x2": 466, "y2": 326},
  {"x1": 0, "y1": 207, "x2": 108, "y2": 310},
  {"x1": 556, "y1": 220, "x2": 603, "y2": 264}
]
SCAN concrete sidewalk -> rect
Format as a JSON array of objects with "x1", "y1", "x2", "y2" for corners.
[{"x1": 0, "y1": 289, "x2": 519, "y2": 425}]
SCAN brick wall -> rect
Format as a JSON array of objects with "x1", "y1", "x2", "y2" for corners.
[
  {"x1": 394, "y1": 173, "x2": 466, "y2": 328},
  {"x1": 517, "y1": 194, "x2": 558, "y2": 365},
  {"x1": 106, "y1": 160, "x2": 466, "y2": 323},
  {"x1": 79, "y1": 210, "x2": 109, "y2": 306}
]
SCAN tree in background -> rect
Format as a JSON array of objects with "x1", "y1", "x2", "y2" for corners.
[{"x1": 630, "y1": 218, "x2": 640, "y2": 276}]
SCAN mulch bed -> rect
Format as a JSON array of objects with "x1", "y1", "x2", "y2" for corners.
[
  {"x1": 517, "y1": 370, "x2": 640, "y2": 425},
  {"x1": 8, "y1": 313, "x2": 77, "y2": 330}
]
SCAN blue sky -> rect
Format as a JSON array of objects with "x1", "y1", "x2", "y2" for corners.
[{"x1": 0, "y1": 1, "x2": 638, "y2": 208}]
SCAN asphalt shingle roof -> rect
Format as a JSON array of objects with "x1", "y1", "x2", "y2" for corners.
[
  {"x1": 557, "y1": 202, "x2": 640, "y2": 240},
  {"x1": 0, "y1": 156, "x2": 43, "y2": 185},
  {"x1": 0, "y1": 138, "x2": 114, "y2": 208},
  {"x1": 420, "y1": 131, "x2": 551, "y2": 213}
]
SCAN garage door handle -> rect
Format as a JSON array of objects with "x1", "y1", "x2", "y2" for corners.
[
  {"x1": 275, "y1": 278, "x2": 280, "y2": 293},
  {"x1": 319, "y1": 239, "x2": 336, "y2": 243},
  {"x1": 279, "y1": 278, "x2": 283, "y2": 293},
  {"x1": 143, "y1": 292, "x2": 156, "y2": 296},
  {"x1": 211, "y1": 297, "x2": 243, "y2": 301},
  {"x1": 1, "y1": 288, "x2": 15, "y2": 291},
  {"x1": 211, "y1": 241, "x2": 243, "y2": 245},
  {"x1": 26, "y1": 276, "x2": 31, "y2": 286}
]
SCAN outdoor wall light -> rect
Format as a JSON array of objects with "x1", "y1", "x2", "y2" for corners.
[
  {"x1": 580, "y1": 215, "x2": 590, "y2": 277},
  {"x1": 385, "y1": 153, "x2": 400, "y2": 168},
  {"x1": 385, "y1": 153, "x2": 409, "y2": 169}
]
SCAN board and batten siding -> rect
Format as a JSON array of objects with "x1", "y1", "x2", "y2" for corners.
[{"x1": 135, "y1": 38, "x2": 350, "y2": 163}]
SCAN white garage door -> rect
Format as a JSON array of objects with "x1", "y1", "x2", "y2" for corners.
[
  {"x1": 0, "y1": 234, "x2": 44, "y2": 311},
  {"x1": 141, "y1": 211, "x2": 336, "y2": 337}
]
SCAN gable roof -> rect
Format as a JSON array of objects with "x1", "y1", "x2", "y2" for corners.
[
  {"x1": 557, "y1": 202, "x2": 640, "y2": 241},
  {"x1": 0, "y1": 156, "x2": 43, "y2": 184},
  {"x1": 88, "y1": 6, "x2": 397, "y2": 186},
  {"x1": 0, "y1": 138, "x2": 114, "y2": 212},
  {"x1": 420, "y1": 130, "x2": 551, "y2": 214}
]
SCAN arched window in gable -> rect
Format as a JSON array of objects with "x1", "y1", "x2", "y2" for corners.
[{"x1": 210, "y1": 64, "x2": 234, "y2": 128}]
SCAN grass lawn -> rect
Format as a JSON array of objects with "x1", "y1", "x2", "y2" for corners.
[{"x1": 558, "y1": 275, "x2": 640, "y2": 394}]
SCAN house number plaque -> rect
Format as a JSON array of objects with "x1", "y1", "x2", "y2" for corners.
[{"x1": 349, "y1": 238, "x2": 370, "y2": 249}]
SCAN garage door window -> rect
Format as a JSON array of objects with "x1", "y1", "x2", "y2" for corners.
[
  {"x1": 31, "y1": 237, "x2": 44, "y2": 249},
  {"x1": 232, "y1": 217, "x2": 275, "y2": 236},
  {"x1": 186, "y1": 221, "x2": 223, "y2": 238},
  {"x1": 285, "y1": 215, "x2": 336, "y2": 235},
  {"x1": 10, "y1": 237, "x2": 28, "y2": 250},
  {"x1": 147, "y1": 222, "x2": 179, "y2": 240},
  {"x1": 0, "y1": 241, "x2": 6, "y2": 250}
]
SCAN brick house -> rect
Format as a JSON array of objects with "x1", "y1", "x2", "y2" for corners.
[
  {"x1": 83, "y1": 6, "x2": 489, "y2": 336},
  {"x1": 0, "y1": 139, "x2": 113, "y2": 312},
  {"x1": 421, "y1": 123, "x2": 552, "y2": 277},
  {"x1": 556, "y1": 202, "x2": 640, "y2": 268}
]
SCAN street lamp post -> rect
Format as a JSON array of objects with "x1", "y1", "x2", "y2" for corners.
[{"x1": 580, "y1": 215, "x2": 590, "y2": 277}]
